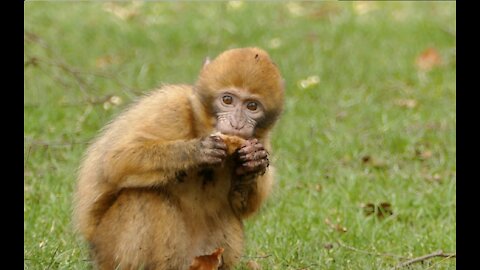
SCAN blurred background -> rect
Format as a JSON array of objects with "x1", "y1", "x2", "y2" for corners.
[{"x1": 24, "y1": 1, "x2": 456, "y2": 269}]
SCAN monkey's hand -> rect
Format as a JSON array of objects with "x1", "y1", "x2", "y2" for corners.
[
  {"x1": 197, "y1": 135, "x2": 228, "y2": 167},
  {"x1": 235, "y1": 138, "x2": 269, "y2": 176}
]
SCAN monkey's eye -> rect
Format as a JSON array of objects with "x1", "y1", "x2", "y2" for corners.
[
  {"x1": 222, "y1": 95, "x2": 233, "y2": 105},
  {"x1": 246, "y1": 101, "x2": 258, "y2": 111}
]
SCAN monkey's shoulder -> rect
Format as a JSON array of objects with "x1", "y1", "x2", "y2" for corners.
[{"x1": 106, "y1": 84, "x2": 197, "y2": 140}]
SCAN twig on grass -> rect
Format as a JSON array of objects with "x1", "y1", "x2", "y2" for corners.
[
  {"x1": 25, "y1": 30, "x2": 140, "y2": 101},
  {"x1": 245, "y1": 254, "x2": 272, "y2": 259},
  {"x1": 336, "y1": 241, "x2": 406, "y2": 259},
  {"x1": 25, "y1": 139, "x2": 90, "y2": 149},
  {"x1": 46, "y1": 246, "x2": 60, "y2": 270},
  {"x1": 24, "y1": 145, "x2": 32, "y2": 169},
  {"x1": 337, "y1": 241, "x2": 456, "y2": 269},
  {"x1": 390, "y1": 250, "x2": 456, "y2": 270}
]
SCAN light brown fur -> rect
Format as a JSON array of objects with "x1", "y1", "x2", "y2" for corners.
[{"x1": 73, "y1": 47, "x2": 284, "y2": 270}]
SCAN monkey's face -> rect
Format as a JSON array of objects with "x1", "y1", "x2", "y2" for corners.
[{"x1": 213, "y1": 88, "x2": 265, "y2": 139}]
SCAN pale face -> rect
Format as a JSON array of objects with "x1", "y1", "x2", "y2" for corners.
[{"x1": 213, "y1": 89, "x2": 265, "y2": 139}]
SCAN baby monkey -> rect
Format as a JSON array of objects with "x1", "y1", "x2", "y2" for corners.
[{"x1": 73, "y1": 47, "x2": 285, "y2": 270}]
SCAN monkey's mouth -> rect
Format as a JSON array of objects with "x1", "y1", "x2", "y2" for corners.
[
  {"x1": 216, "y1": 119, "x2": 254, "y2": 139},
  {"x1": 215, "y1": 128, "x2": 251, "y2": 139}
]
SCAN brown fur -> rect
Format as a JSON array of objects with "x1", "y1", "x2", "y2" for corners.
[{"x1": 73, "y1": 47, "x2": 284, "y2": 270}]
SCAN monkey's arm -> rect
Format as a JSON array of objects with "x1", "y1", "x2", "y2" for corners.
[
  {"x1": 104, "y1": 135, "x2": 226, "y2": 188},
  {"x1": 105, "y1": 140, "x2": 195, "y2": 186},
  {"x1": 229, "y1": 138, "x2": 274, "y2": 218},
  {"x1": 230, "y1": 169, "x2": 274, "y2": 219}
]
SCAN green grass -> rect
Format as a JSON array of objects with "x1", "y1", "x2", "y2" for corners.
[{"x1": 24, "y1": 1, "x2": 456, "y2": 269}]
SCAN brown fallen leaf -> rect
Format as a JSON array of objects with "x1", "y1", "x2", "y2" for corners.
[
  {"x1": 424, "y1": 173, "x2": 442, "y2": 183},
  {"x1": 377, "y1": 202, "x2": 393, "y2": 218},
  {"x1": 361, "y1": 202, "x2": 393, "y2": 218},
  {"x1": 323, "y1": 243, "x2": 334, "y2": 250},
  {"x1": 415, "y1": 149, "x2": 433, "y2": 160},
  {"x1": 362, "y1": 203, "x2": 376, "y2": 216},
  {"x1": 415, "y1": 47, "x2": 443, "y2": 71},
  {"x1": 189, "y1": 248, "x2": 224, "y2": 270},
  {"x1": 361, "y1": 155, "x2": 387, "y2": 168},
  {"x1": 361, "y1": 155, "x2": 371, "y2": 163}
]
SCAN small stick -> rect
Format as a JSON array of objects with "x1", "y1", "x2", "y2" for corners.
[
  {"x1": 337, "y1": 241, "x2": 406, "y2": 259},
  {"x1": 391, "y1": 250, "x2": 456, "y2": 269}
]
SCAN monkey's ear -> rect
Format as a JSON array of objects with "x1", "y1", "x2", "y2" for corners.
[{"x1": 202, "y1": 57, "x2": 211, "y2": 68}]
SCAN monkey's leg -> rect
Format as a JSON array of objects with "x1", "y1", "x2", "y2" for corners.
[{"x1": 91, "y1": 189, "x2": 192, "y2": 270}]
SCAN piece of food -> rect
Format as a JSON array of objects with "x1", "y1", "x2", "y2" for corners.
[{"x1": 214, "y1": 132, "x2": 246, "y2": 155}]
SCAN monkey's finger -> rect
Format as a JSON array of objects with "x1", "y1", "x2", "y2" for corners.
[
  {"x1": 206, "y1": 149, "x2": 227, "y2": 159},
  {"x1": 238, "y1": 144, "x2": 257, "y2": 155},
  {"x1": 241, "y1": 159, "x2": 268, "y2": 172},
  {"x1": 253, "y1": 142, "x2": 265, "y2": 152},
  {"x1": 213, "y1": 141, "x2": 227, "y2": 150},
  {"x1": 236, "y1": 160, "x2": 268, "y2": 175},
  {"x1": 239, "y1": 138, "x2": 257, "y2": 149},
  {"x1": 240, "y1": 150, "x2": 268, "y2": 161},
  {"x1": 248, "y1": 138, "x2": 259, "y2": 145},
  {"x1": 209, "y1": 135, "x2": 226, "y2": 145}
]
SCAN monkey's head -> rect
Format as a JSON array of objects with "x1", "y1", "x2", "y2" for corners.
[{"x1": 195, "y1": 47, "x2": 285, "y2": 139}]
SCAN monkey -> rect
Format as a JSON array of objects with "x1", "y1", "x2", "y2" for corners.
[{"x1": 73, "y1": 47, "x2": 285, "y2": 270}]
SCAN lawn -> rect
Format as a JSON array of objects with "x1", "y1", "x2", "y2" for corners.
[{"x1": 24, "y1": 1, "x2": 456, "y2": 269}]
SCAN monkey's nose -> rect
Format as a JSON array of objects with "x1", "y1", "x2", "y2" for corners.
[{"x1": 230, "y1": 121, "x2": 245, "y2": 130}]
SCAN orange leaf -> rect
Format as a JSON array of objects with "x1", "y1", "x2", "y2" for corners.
[
  {"x1": 415, "y1": 47, "x2": 442, "y2": 71},
  {"x1": 189, "y1": 248, "x2": 224, "y2": 270}
]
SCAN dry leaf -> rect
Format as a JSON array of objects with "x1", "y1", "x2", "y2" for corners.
[
  {"x1": 286, "y1": 2, "x2": 306, "y2": 16},
  {"x1": 415, "y1": 47, "x2": 443, "y2": 71},
  {"x1": 323, "y1": 243, "x2": 334, "y2": 250},
  {"x1": 353, "y1": 1, "x2": 378, "y2": 15},
  {"x1": 298, "y1": 75, "x2": 320, "y2": 89},
  {"x1": 424, "y1": 173, "x2": 442, "y2": 183},
  {"x1": 268, "y1": 38, "x2": 282, "y2": 49},
  {"x1": 362, "y1": 202, "x2": 393, "y2": 218},
  {"x1": 246, "y1": 260, "x2": 261, "y2": 270},
  {"x1": 416, "y1": 149, "x2": 433, "y2": 160},
  {"x1": 227, "y1": 1, "x2": 244, "y2": 11},
  {"x1": 95, "y1": 55, "x2": 119, "y2": 69},
  {"x1": 361, "y1": 155, "x2": 371, "y2": 164},
  {"x1": 361, "y1": 155, "x2": 387, "y2": 168},
  {"x1": 325, "y1": 218, "x2": 347, "y2": 233},
  {"x1": 362, "y1": 203, "x2": 376, "y2": 216},
  {"x1": 103, "y1": 2, "x2": 141, "y2": 20},
  {"x1": 189, "y1": 248, "x2": 224, "y2": 270},
  {"x1": 309, "y1": 3, "x2": 342, "y2": 19},
  {"x1": 377, "y1": 202, "x2": 393, "y2": 218},
  {"x1": 394, "y1": 99, "x2": 418, "y2": 109}
]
